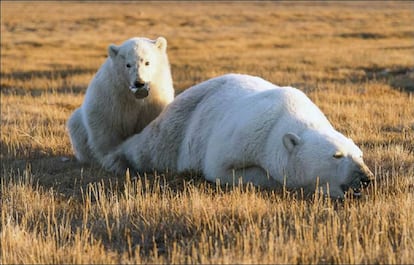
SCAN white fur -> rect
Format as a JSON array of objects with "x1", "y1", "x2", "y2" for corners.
[
  {"x1": 67, "y1": 37, "x2": 174, "y2": 165},
  {"x1": 106, "y1": 74, "x2": 373, "y2": 198}
]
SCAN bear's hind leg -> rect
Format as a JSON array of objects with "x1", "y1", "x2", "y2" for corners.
[{"x1": 67, "y1": 108, "x2": 94, "y2": 163}]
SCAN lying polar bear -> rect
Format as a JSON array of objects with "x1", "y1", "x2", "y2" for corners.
[{"x1": 105, "y1": 74, "x2": 374, "y2": 198}]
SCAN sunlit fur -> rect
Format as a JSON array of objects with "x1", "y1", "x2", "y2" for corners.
[
  {"x1": 107, "y1": 74, "x2": 374, "y2": 198},
  {"x1": 67, "y1": 37, "x2": 174, "y2": 165}
]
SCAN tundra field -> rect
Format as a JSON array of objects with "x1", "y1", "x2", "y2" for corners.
[{"x1": 1, "y1": 2, "x2": 414, "y2": 264}]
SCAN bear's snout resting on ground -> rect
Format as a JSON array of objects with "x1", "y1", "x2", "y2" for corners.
[
  {"x1": 105, "y1": 74, "x2": 374, "y2": 198},
  {"x1": 67, "y1": 36, "x2": 174, "y2": 166}
]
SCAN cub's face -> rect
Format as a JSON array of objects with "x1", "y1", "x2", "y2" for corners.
[
  {"x1": 108, "y1": 37, "x2": 167, "y2": 99},
  {"x1": 284, "y1": 130, "x2": 374, "y2": 198}
]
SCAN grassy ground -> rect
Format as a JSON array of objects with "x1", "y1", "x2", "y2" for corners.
[{"x1": 1, "y1": 2, "x2": 414, "y2": 264}]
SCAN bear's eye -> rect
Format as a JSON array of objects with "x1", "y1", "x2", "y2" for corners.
[
  {"x1": 126, "y1": 63, "x2": 131, "y2": 68},
  {"x1": 145, "y1": 61, "x2": 150, "y2": 66},
  {"x1": 333, "y1": 151, "x2": 344, "y2": 159}
]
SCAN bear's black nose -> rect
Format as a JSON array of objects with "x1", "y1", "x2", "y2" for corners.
[
  {"x1": 360, "y1": 173, "x2": 372, "y2": 188},
  {"x1": 134, "y1": 81, "x2": 146, "y2": 88},
  {"x1": 358, "y1": 165, "x2": 374, "y2": 188}
]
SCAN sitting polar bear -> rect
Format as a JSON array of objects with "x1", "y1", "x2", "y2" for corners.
[
  {"x1": 67, "y1": 37, "x2": 174, "y2": 165},
  {"x1": 105, "y1": 74, "x2": 374, "y2": 198}
]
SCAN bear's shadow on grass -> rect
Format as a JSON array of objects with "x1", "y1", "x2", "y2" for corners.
[
  {"x1": 1, "y1": 147, "x2": 213, "y2": 200},
  {"x1": 2, "y1": 148, "x2": 290, "y2": 203},
  {"x1": 4, "y1": 150, "x2": 394, "y2": 205}
]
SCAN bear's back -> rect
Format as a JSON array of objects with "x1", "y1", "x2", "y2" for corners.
[{"x1": 276, "y1": 87, "x2": 332, "y2": 131}]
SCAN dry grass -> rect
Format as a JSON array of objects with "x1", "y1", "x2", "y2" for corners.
[{"x1": 1, "y1": 2, "x2": 414, "y2": 264}]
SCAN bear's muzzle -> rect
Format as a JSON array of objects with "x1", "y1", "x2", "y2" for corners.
[
  {"x1": 129, "y1": 81, "x2": 150, "y2": 99},
  {"x1": 341, "y1": 164, "x2": 374, "y2": 197}
]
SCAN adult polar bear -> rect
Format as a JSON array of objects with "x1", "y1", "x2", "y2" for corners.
[
  {"x1": 105, "y1": 74, "x2": 374, "y2": 198},
  {"x1": 67, "y1": 37, "x2": 174, "y2": 165}
]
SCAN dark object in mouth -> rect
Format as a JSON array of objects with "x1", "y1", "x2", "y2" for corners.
[
  {"x1": 134, "y1": 87, "x2": 149, "y2": 98},
  {"x1": 130, "y1": 82, "x2": 150, "y2": 98}
]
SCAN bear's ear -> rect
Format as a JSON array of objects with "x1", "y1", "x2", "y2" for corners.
[
  {"x1": 108, "y1": 44, "x2": 119, "y2": 58},
  {"x1": 283, "y1": 133, "x2": 301, "y2": 153},
  {"x1": 155, "y1": 37, "x2": 167, "y2": 52}
]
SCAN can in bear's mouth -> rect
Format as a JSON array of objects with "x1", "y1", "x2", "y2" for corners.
[{"x1": 130, "y1": 85, "x2": 150, "y2": 99}]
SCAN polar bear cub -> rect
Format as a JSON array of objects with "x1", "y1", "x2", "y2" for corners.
[
  {"x1": 105, "y1": 74, "x2": 374, "y2": 198},
  {"x1": 67, "y1": 37, "x2": 174, "y2": 165}
]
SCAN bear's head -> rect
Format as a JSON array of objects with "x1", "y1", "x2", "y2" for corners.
[
  {"x1": 107, "y1": 36, "x2": 168, "y2": 99},
  {"x1": 282, "y1": 129, "x2": 374, "y2": 198}
]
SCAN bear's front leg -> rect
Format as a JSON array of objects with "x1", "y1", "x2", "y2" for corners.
[
  {"x1": 102, "y1": 132, "x2": 149, "y2": 174},
  {"x1": 205, "y1": 162, "x2": 278, "y2": 188},
  {"x1": 102, "y1": 148, "x2": 131, "y2": 175}
]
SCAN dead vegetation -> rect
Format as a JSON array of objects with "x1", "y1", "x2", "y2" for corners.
[{"x1": 1, "y1": 2, "x2": 413, "y2": 264}]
